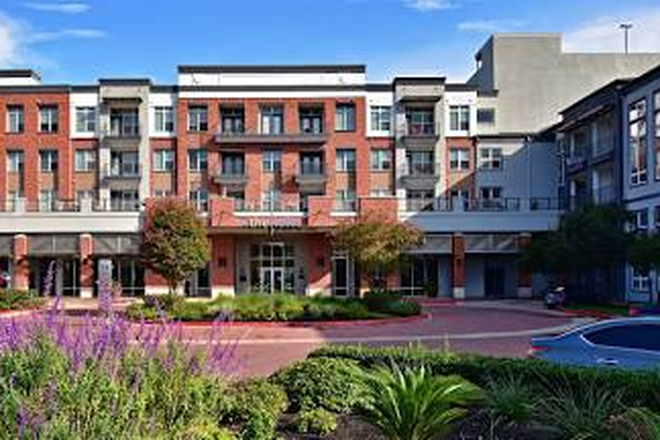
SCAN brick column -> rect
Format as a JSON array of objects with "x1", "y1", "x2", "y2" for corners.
[
  {"x1": 79, "y1": 233, "x2": 94, "y2": 298},
  {"x1": 145, "y1": 269, "x2": 170, "y2": 295},
  {"x1": 306, "y1": 234, "x2": 332, "y2": 296},
  {"x1": 12, "y1": 234, "x2": 29, "y2": 291},
  {"x1": 210, "y1": 235, "x2": 235, "y2": 298},
  {"x1": 518, "y1": 233, "x2": 533, "y2": 298},
  {"x1": 452, "y1": 233, "x2": 466, "y2": 299}
]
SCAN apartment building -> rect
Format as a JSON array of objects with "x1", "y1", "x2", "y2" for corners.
[{"x1": 1, "y1": 33, "x2": 660, "y2": 299}]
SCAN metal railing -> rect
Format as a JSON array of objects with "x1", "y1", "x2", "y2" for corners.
[{"x1": 465, "y1": 198, "x2": 521, "y2": 212}]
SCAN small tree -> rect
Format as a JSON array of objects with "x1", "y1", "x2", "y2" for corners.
[
  {"x1": 334, "y1": 217, "x2": 423, "y2": 288},
  {"x1": 140, "y1": 198, "x2": 210, "y2": 295}
]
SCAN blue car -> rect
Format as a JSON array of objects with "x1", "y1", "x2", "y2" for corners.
[{"x1": 530, "y1": 317, "x2": 660, "y2": 370}]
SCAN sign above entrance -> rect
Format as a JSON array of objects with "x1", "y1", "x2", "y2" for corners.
[{"x1": 237, "y1": 216, "x2": 304, "y2": 229}]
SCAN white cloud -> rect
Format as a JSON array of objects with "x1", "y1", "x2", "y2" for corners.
[
  {"x1": 0, "y1": 12, "x2": 30, "y2": 66},
  {"x1": 29, "y1": 28, "x2": 105, "y2": 42},
  {"x1": 405, "y1": 0, "x2": 453, "y2": 12},
  {"x1": 564, "y1": 8, "x2": 660, "y2": 52},
  {"x1": 24, "y1": 2, "x2": 90, "y2": 14},
  {"x1": 458, "y1": 19, "x2": 526, "y2": 33}
]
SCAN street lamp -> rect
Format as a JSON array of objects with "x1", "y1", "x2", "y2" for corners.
[{"x1": 619, "y1": 23, "x2": 633, "y2": 54}]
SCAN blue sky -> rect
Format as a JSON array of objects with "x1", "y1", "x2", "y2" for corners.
[{"x1": 1, "y1": 0, "x2": 660, "y2": 84}]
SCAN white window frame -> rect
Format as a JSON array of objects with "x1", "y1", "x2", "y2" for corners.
[
  {"x1": 154, "y1": 106, "x2": 174, "y2": 133},
  {"x1": 39, "y1": 150, "x2": 58, "y2": 173},
  {"x1": 188, "y1": 149, "x2": 207, "y2": 172},
  {"x1": 75, "y1": 150, "x2": 97, "y2": 172},
  {"x1": 370, "y1": 189, "x2": 390, "y2": 197},
  {"x1": 370, "y1": 149, "x2": 392, "y2": 171},
  {"x1": 629, "y1": 98, "x2": 648, "y2": 186},
  {"x1": 370, "y1": 106, "x2": 391, "y2": 132},
  {"x1": 260, "y1": 105, "x2": 284, "y2": 135},
  {"x1": 479, "y1": 147, "x2": 503, "y2": 170},
  {"x1": 631, "y1": 209, "x2": 649, "y2": 232},
  {"x1": 336, "y1": 149, "x2": 356, "y2": 172},
  {"x1": 75, "y1": 107, "x2": 96, "y2": 133},
  {"x1": 7, "y1": 106, "x2": 24, "y2": 133},
  {"x1": 188, "y1": 106, "x2": 208, "y2": 132},
  {"x1": 263, "y1": 150, "x2": 282, "y2": 173},
  {"x1": 39, "y1": 189, "x2": 55, "y2": 212},
  {"x1": 39, "y1": 106, "x2": 59, "y2": 133},
  {"x1": 7, "y1": 150, "x2": 24, "y2": 173},
  {"x1": 632, "y1": 267, "x2": 650, "y2": 292},
  {"x1": 335, "y1": 188, "x2": 357, "y2": 211},
  {"x1": 153, "y1": 150, "x2": 174, "y2": 172},
  {"x1": 335, "y1": 104, "x2": 356, "y2": 132},
  {"x1": 449, "y1": 148, "x2": 470, "y2": 171},
  {"x1": 449, "y1": 105, "x2": 470, "y2": 132},
  {"x1": 189, "y1": 188, "x2": 209, "y2": 211}
]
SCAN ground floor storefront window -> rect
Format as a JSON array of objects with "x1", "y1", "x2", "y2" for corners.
[
  {"x1": 332, "y1": 252, "x2": 355, "y2": 296},
  {"x1": 400, "y1": 256, "x2": 439, "y2": 296},
  {"x1": 249, "y1": 242, "x2": 296, "y2": 294},
  {"x1": 186, "y1": 264, "x2": 211, "y2": 297},
  {"x1": 28, "y1": 258, "x2": 80, "y2": 296},
  {"x1": 97, "y1": 258, "x2": 144, "y2": 297}
]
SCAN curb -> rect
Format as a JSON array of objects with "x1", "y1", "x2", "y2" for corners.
[{"x1": 133, "y1": 312, "x2": 431, "y2": 329}]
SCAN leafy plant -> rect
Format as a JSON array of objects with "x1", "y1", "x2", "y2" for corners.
[
  {"x1": 483, "y1": 375, "x2": 536, "y2": 429},
  {"x1": 0, "y1": 289, "x2": 45, "y2": 311},
  {"x1": 294, "y1": 408, "x2": 338, "y2": 436},
  {"x1": 609, "y1": 407, "x2": 660, "y2": 440},
  {"x1": 360, "y1": 364, "x2": 483, "y2": 440},
  {"x1": 537, "y1": 383, "x2": 625, "y2": 440},
  {"x1": 140, "y1": 198, "x2": 210, "y2": 295},
  {"x1": 271, "y1": 357, "x2": 366, "y2": 413}
]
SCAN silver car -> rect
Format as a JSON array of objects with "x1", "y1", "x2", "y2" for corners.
[{"x1": 530, "y1": 317, "x2": 660, "y2": 370}]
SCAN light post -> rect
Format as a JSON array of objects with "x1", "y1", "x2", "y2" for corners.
[{"x1": 619, "y1": 23, "x2": 633, "y2": 54}]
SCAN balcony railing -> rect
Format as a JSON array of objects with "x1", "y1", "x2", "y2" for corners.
[
  {"x1": 465, "y1": 198, "x2": 521, "y2": 212},
  {"x1": 530, "y1": 197, "x2": 565, "y2": 211},
  {"x1": 234, "y1": 199, "x2": 301, "y2": 213},
  {"x1": 0, "y1": 197, "x2": 144, "y2": 213},
  {"x1": 333, "y1": 199, "x2": 357, "y2": 212}
]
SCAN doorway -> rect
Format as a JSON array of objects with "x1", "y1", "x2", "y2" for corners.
[
  {"x1": 249, "y1": 242, "x2": 295, "y2": 294},
  {"x1": 485, "y1": 267, "x2": 505, "y2": 298},
  {"x1": 259, "y1": 267, "x2": 285, "y2": 294}
]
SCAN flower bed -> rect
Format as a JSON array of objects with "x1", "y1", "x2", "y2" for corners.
[{"x1": 125, "y1": 291, "x2": 421, "y2": 322}]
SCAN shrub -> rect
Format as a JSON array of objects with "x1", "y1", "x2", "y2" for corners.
[
  {"x1": 363, "y1": 289, "x2": 421, "y2": 317},
  {"x1": 609, "y1": 407, "x2": 660, "y2": 440},
  {"x1": 240, "y1": 410, "x2": 275, "y2": 440},
  {"x1": 537, "y1": 383, "x2": 625, "y2": 440},
  {"x1": 294, "y1": 408, "x2": 338, "y2": 436},
  {"x1": 483, "y1": 375, "x2": 536, "y2": 428},
  {"x1": 143, "y1": 293, "x2": 184, "y2": 312},
  {"x1": 271, "y1": 357, "x2": 366, "y2": 413},
  {"x1": 311, "y1": 345, "x2": 660, "y2": 409},
  {"x1": 232, "y1": 378, "x2": 288, "y2": 423},
  {"x1": 184, "y1": 417, "x2": 237, "y2": 440},
  {"x1": 0, "y1": 289, "x2": 44, "y2": 311},
  {"x1": 360, "y1": 364, "x2": 483, "y2": 440}
]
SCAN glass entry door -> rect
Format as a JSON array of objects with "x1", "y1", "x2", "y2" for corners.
[{"x1": 259, "y1": 267, "x2": 285, "y2": 294}]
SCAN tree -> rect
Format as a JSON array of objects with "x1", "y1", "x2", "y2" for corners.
[
  {"x1": 140, "y1": 198, "x2": 210, "y2": 295},
  {"x1": 334, "y1": 217, "x2": 423, "y2": 288},
  {"x1": 522, "y1": 204, "x2": 631, "y2": 302}
]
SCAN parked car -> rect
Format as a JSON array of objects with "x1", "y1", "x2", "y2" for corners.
[{"x1": 530, "y1": 317, "x2": 660, "y2": 370}]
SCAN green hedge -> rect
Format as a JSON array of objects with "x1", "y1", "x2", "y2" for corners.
[
  {"x1": 310, "y1": 345, "x2": 660, "y2": 410},
  {"x1": 0, "y1": 289, "x2": 44, "y2": 311},
  {"x1": 126, "y1": 293, "x2": 421, "y2": 322}
]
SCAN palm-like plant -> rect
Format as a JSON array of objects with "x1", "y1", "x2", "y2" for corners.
[
  {"x1": 360, "y1": 364, "x2": 483, "y2": 440},
  {"x1": 609, "y1": 408, "x2": 660, "y2": 440}
]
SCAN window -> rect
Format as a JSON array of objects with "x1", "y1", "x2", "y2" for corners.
[
  {"x1": 449, "y1": 148, "x2": 470, "y2": 171},
  {"x1": 188, "y1": 105, "x2": 208, "y2": 132},
  {"x1": 630, "y1": 209, "x2": 649, "y2": 232},
  {"x1": 401, "y1": 257, "x2": 439, "y2": 296},
  {"x1": 449, "y1": 105, "x2": 470, "y2": 131},
  {"x1": 370, "y1": 189, "x2": 390, "y2": 197},
  {"x1": 480, "y1": 186, "x2": 502, "y2": 200},
  {"x1": 479, "y1": 147, "x2": 503, "y2": 170},
  {"x1": 263, "y1": 150, "x2": 282, "y2": 173},
  {"x1": 477, "y1": 108, "x2": 496, "y2": 125},
  {"x1": 584, "y1": 324, "x2": 660, "y2": 351},
  {"x1": 655, "y1": 91, "x2": 660, "y2": 180},
  {"x1": 335, "y1": 189, "x2": 356, "y2": 211},
  {"x1": 262, "y1": 188, "x2": 282, "y2": 211},
  {"x1": 406, "y1": 108, "x2": 434, "y2": 136},
  {"x1": 260, "y1": 105, "x2": 284, "y2": 134},
  {"x1": 221, "y1": 107, "x2": 244, "y2": 134},
  {"x1": 153, "y1": 150, "x2": 174, "y2": 172},
  {"x1": 336, "y1": 149, "x2": 356, "y2": 172},
  {"x1": 110, "y1": 108, "x2": 139, "y2": 136},
  {"x1": 222, "y1": 153, "x2": 245, "y2": 175},
  {"x1": 299, "y1": 107, "x2": 324, "y2": 134},
  {"x1": 154, "y1": 107, "x2": 174, "y2": 132},
  {"x1": 370, "y1": 106, "x2": 391, "y2": 132},
  {"x1": 406, "y1": 151, "x2": 434, "y2": 175},
  {"x1": 7, "y1": 106, "x2": 24, "y2": 133},
  {"x1": 110, "y1": 190, "x2": 140, "y2": 211},
  {"x1": 188, "y1": 149, "x2": 207, "y2": 172},
  {"x1": 39, "y1": 106, "x2": 59, "y2": 133},
  {"x1": 76, "y1": 190, "x2": 94, "y2": 204},
  {"x1": 39, "y1": 190, "x2": 55, "y2": 212},
  {"x1": 110, "y1": 151, "x2": 139, "y2": 177},
  {"x1": 406, "y1": 190, "x2": 434, "y2": 211},
  {"x1": 189, "y1": 189, "x2": 208, "y2": 212},
  {"x1": 631, "y1": 268, "x2": 650, "y2": 292},
  {"x1": 335, "y1": 103, "x2": 356, "y2": 132},
  {"x1": 75, "y1": 107, "x2": 96, "y2": 133},
  {"x1": 370, "y1": 149, "x2": 392, "y2": 171},
  {"x1": 75, "y1": 150, "x2": 97, "y2": 172},
  {"x1": 655, "y1": 206, "x2": 660, "y2": 229},
  {"x1": 479, "y1": 187, "x2": 503, "y2": 210},
  {"x1": 300, "y1": 152, "x2": 323, "y2": 175},
  {"x1": 629, "y1": 98, "x2": 647, "y2": 186},
  {"x1": 7, "y1": 151, "x2": 24, "y2": 173},
  {"x1": 39, "y1": 150, "x2": 58, "y2": 172},
  {"x1": 154, "y1": 190, "x2": 172, "y2": 198}
]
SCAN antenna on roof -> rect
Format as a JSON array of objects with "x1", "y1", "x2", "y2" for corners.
[{"x1": 619, "y1": 23, "x2": 633, "y2": 54}]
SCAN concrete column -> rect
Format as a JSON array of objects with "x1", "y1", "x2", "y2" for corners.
[
  {"x1": 12, "y1": 234, "x2": 29, "y2": 290},
  {"x1": 452, "y1": 233, "x2": 466, "y2": 299},
  {"x1": 79, "y1": 233, "x2": 94, "y2": 299},
  {"x1": 517, "y1": 233, "x2": 533, "y2": 298}
]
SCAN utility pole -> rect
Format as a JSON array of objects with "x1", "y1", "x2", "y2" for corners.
[{"x1": 619, "y1": 23, "x2": 633, "y2": 54}]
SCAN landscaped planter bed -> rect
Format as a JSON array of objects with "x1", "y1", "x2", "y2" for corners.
[{"x1": 125, "y1": 291, "x2": 422, "y2": 323}]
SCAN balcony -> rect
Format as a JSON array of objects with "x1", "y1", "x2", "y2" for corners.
[
  {"x1": 215, "y1": 130, "x2": 328, "y2": 146},
  {"x1": 401, "y1": 165, "x2": 438, "y2": 190},
  {"x1": 296, "y1": 168, "x2": 327, "y2": 190},
  {"x1": 465, "y1": 198, "x2": 521, "y2": 212},
  {"x1": 213, "y1": 172, "x2": 247, "y2": 187}
]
